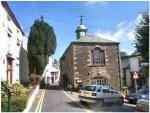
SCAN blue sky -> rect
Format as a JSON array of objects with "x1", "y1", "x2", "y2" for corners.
[{"x1": 8, "y1": 1, "x2": 149, "y2": 61}]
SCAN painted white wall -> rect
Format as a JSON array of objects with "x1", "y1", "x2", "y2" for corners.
[
  {"x1": 129, "y1": 56, "x2": 141, "y2": 72},
  {"x1": 44, "y1": 56, "x2": 60, "y2": 84},
  {"x1": 0, "y1": 3, "x2": 23, "y2": 84}
]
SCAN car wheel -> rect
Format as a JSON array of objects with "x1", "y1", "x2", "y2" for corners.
[
  {"x1": 133, "y1": 99, "x2": 137, "y2": 104},
  {"x1": 129, "y1": 99, "x2": 133, "y2": 104},
  {"x1": 98, "y1": 100, "x2": 104, "y2": 107},
  {"x1": 118, "y1": 97, "x2": 124, "y2": 105}
]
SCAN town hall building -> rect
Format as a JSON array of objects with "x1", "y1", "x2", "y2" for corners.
[{"x1": 60, "y1": 15, "x2": 122, "y2": 91}]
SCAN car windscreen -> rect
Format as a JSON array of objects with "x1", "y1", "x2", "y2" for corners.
[
  {"x1": 137, "y1": 89, "x2": 149, "y2": 94},
  {"x1": 81, "y1": 86, "x2": 98, "y2": 91},
  {"x1": 137, "y1": 89, "x2": 144, "y2": 94}
]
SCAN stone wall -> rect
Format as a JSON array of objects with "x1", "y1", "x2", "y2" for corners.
[
  {"x1": 62, "y1": 43, "x2": 121, "y2": 91},
  {"x1": 72, "y1": 43, "x2": 120, "y2": 90}
]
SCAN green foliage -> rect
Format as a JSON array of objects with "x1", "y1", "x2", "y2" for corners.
[
  {"x1": 134, "y1": 10, "x2": 149, "y2": 63},
  {"x1": 60, "y1": 74, "x2": 69, "y2": 88},
  {"x1": 29, "y1": 74, "x2": 42, "y2": 82},
  {"x1": 1, "y1": 80, "x2": 10, "y2": 98},
  {"x1": 12, "y1": 83, "x2": 26, "y2": 96},
  {"x1": 28, "y1": 19, "x2": 57, "y2": 75},
  {"x1": 1, "y1": 96, "x2": 28, "y2": 112},
  {"x1": 120, "y1": 51, "x2": 127, "y2": 57}
]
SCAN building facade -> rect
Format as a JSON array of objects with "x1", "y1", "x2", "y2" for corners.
[
  {"x1": 44, "y1": 56, "x2": 60, "y2": 85},
  {"x1": 121, "y1": 50, "x2": 149, "y2": 88},
  {"x1": 61, "y1": 21, "x2": 121, "y2": 90},
  {"x1": 0, "y1": 1, "x2": 26, "y2": 84}
]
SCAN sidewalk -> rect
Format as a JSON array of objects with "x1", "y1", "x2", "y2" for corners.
[{"x1": 29, "y1": 89, "x2": 44, "y2": 112}]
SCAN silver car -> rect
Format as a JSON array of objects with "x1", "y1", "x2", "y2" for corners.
[
  {"x1": 78, "y1": 85, "x2": 124, "y2": 106},
  {"x1": 136, "y1": 95, "x2": 149, "y2": 112}
]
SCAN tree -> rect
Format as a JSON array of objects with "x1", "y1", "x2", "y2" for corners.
[
  {"x1": 134, "y1": 10, "x2": 149, "y2": 63},
  {"x1": 28, "y1": 19, "x2": 57, "y2": 76},
  {"x1": 134, "y1": 10, "x2": 149, "y2": 87},
  {"x1": 120, "y1": 51, "x2": 127, "y2": 57}
]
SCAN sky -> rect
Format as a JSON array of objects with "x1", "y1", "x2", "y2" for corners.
[{"x1": 8, "y1": 1, "x2": 149, "y2": 61}]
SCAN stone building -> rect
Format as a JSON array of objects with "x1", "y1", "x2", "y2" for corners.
[{"x1": 60, "y1": 16, "x2": 121, "y2": 91}]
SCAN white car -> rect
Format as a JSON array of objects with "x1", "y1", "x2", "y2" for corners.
[{"x1": 78, "y1": 85, "x2": 124, "y2": 106}]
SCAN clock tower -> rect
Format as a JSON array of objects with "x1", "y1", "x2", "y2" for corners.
[{"x1": 75, "y1": 14, "x2": 88, "y2": 39}]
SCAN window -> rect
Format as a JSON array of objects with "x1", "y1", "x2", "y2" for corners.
[
  {"x1": 102, "y1": 89, "x2": 110, "y2": 93},
  {"x1": 97, "y1": 87, "x2": 102, "y2": 92},
  {"x1": 81, "y1": 86, "x2": 98, "y2": 91},
  {"x1": 92, "y1": 48, "x2": 105, "y2": 66}
]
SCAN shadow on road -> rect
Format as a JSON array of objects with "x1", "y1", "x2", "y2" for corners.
[
  {"x1": 82, "y1": 102, "x2": 137, "y2": 112},
  {"x1": 45, "y1": 84, "x2": 61, "y2": 90},
  {"x1": 65, "y1": 101, "x2": 82, "y2": 109}
]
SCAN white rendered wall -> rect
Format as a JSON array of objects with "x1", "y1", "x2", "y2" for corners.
[
  {"x1": 129, "y1": 56, "x2": 141, "y2": 72},
  {"x1": 0, "y1": 3, "x2": 23, "y2": 83}
]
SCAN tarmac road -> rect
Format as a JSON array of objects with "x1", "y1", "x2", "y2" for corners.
[{"x1": 41, "y1": 85, "x2": 85, "y2": 112}]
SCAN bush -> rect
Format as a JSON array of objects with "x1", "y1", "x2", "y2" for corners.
[
  {"x1": 29, "y1": 74, "x2": 42, "y2": 82},
  {"x1": 1, "y1": 96, "x2": 28, "y2": 112}
]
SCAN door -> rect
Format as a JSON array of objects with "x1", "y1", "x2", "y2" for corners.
[{"x1": 102, "y1": 88, "x2": 111, "y2": 103}]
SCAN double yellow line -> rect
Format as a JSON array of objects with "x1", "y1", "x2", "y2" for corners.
[
  {"x1": 35, "y1": 89, "x2": 45, "y2": 112},
  {"x1": 63, "y1": 91, "x2": 92, "y2": 112}
]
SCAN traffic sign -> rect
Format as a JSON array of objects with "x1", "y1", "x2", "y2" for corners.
[{"x1": 133, "y1": 71, "x2": 139, "y2": 79}]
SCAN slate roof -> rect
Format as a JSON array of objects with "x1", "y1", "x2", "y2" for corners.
[{"x1": 72, "y1": 35, "x2": 119, "y2": 44}]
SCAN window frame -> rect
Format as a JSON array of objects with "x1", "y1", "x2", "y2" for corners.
[{"x1": 91, "y1": 47, "x2": 105, "y2": 66}]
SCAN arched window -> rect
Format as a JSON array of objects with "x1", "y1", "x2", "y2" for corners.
[{"x1": 91, "y1": 48, "x2": 105, "y2": 66}]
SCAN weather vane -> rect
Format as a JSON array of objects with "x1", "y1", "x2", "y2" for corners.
[{"x1": 80, "y1": 13, "x2": 84, "y2": 25}]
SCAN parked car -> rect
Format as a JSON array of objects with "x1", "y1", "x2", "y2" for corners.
[
  {"x1": 127, "y1": 88, "x2": 149, "y2": 104},
  {"x1": 136, "y1": 95, "x2": 149, "y2": 112},
  {"x1": 78, "y1": 85, "x2": 124, "y2": 106}
]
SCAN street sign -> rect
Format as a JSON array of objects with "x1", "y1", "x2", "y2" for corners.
[{"x1": 133, "y1": 71, "x2": 139, "y2": 80}]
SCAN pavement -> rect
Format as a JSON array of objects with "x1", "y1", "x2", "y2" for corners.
[{"x1": 29, "y1": 89, "x2": 45, "y2": 112}]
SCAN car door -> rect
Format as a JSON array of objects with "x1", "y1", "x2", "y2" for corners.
[
  {"x1": 110, "y1": 90, "x2": 119, "y2": 102},
  {"x1": 102, "y1": 88, "x2": 111, "y2": 103}
]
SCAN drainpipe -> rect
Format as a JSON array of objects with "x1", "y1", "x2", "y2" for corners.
[{"x1": 118, "y1": 44, "x2": 122, "y2": 91}]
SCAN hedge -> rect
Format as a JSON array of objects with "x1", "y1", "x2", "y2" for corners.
[{"x1": 1, "y1": 96, "x2": 28, "y2": 112}]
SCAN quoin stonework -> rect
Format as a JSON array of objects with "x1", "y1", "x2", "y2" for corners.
[{"x1": 60, "y1": 15, "x2": 122, "y2": 91}]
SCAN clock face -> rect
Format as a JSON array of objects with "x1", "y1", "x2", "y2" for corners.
[{"x1": 80, "y1": 32, "x2": 85, "y2": 36}]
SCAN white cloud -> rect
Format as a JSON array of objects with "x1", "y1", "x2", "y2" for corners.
[
  {"x1": 95, "y1": 13, "x2": 142, "y2": 42},
  {"x1": 136, "y1": 13, "x2": 142, "y2": 24},
  {"x1": 120, "y1": 49, "x2": 134, "y2": 55},
  {"x1": 95, "y1": 29, "x2": 124, "y2": 41},
  {"x1": 127, "y1": 29, "x2": 135, "y2": 40},
  {"x1": 117, "y1": 21, "x2": 125, "y2": 28},
  {"x1": 84, "y1": 1, "x2": 107, "y2": 6},
  {"x1": 94, "y1": 14, "x2": 142, "y2": 55}
]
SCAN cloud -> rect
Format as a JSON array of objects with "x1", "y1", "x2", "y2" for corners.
[
  {"x1": 95, "y1": 13, "x2": 142, "y2": 42},
  {"x1": 127, "y1": 29, "x2": 135, "y2": 40},
  {"x1": 84, "y1": 1, "x2": 107, "y2": 6},
  {"x1": 121, "y1": 49, "x2": 134, "y2": 55},
  {"x1": 136, "y1": 13, "x2": 142, "y2": 24},
  {"x1": 95, "y1": 29, "x2": 124, "y2": 41}
]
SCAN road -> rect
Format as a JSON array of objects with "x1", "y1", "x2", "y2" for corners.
[
  {"x1": 41, "y1": 85, "x2": 85, "y2": 112},
  {"x1": 81, "y1": 101, "x2": 137, "y2": 112},
  {"x1": 39, "y1": 85, "x2": 137, "y2": 112}
]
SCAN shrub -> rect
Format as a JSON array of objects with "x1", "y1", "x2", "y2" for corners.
[
  {"x1": 12, "y1": 83, "x2": 26, "y2": 96},
  {"x1": 1, "y1": 96, "x2": 28, "y2": 112},
  {"x1": 29, "y1": 74, "x2": 42, "y2": 82}
]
